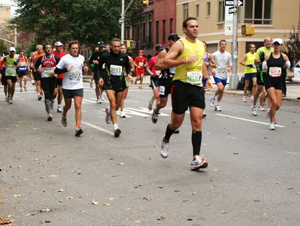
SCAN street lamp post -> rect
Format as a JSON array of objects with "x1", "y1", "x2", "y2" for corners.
[
  {"x1": 120, "y1": 0, "x2": 135, "y2": 44},
  {"x1": 229, "y1": 0, "x2": 239, "y2": 90}
]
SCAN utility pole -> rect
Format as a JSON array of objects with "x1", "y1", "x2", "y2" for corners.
[
  {"x1": 120, "y1": 0, "x2": 135, "y2": 44},
  {"x1": 14, "y1": 26, "x2": 17, "y2": 47},
  {"x1": 228, "y1": 0, "x2": 239, "y2": 89}
]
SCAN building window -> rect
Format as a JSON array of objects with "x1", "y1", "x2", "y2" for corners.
[
  {"x1": 196, "y1": 4, "x2": 200, "y2": 18},
  {"x1": 142, "y1": 23, "x2": 146, "y2": 44},
  {"x1": 170, "y1": 18, "x2": 173, "y2": 33},
  {"x1": 163, "y1": 20, "x2": 166, "y2": 43},
  {"x1": 156, "y1": 21, "x2": 159, "y2": 43},
  {"x1": 149, "y1": 21, "x2": 152, "y2": 44},
  {"x1": 218, "y1": 0, "x2": 225, "y2": 22},
  {"x1": 183, "y1": 3, "x2": 189, "y2": 20},
  {"x1": 244, "y1": 0, "x2": 272, "y2": 25},
  {"x1": 207, "y1": 2, "x2": 211, "y2": 17}
]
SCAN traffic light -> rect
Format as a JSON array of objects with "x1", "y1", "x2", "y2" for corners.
[
  {"x1": 241, "y1": 24, "x2": 255, "y2": 36},
  {"x1": 124, "y1": 40, "x2": 136, "y2": 49},
  {"x1": 142, "y1": 0, "x2": 149, "y2": 5}
]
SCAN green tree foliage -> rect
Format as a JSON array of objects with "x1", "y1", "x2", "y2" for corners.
[
  {"x1": 0, "y1": 40, "x2": 7, "y2": 54},
  {"x1": 287, "y1": 24, "x2": 300, "y2": 65},
  {"x1": 11, "y1": 0, "x2": 145, "y2": 46}
]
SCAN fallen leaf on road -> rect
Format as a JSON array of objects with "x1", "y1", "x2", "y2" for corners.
[
  {"x1": 49, "y1": 175, "x2": 56, "y2": 178},
  {"x1": 157, "y1": 216, "x2": 165, "y2": 221},
  {"x1": 58, "y1": 189, "x2": 64, "y2": 192},
  {"x1": 66, "y1": 196, "x2": 73, "y2": 199},
  {"x1": 125, "y1": 208, "x2": 131, "y2": 211},
  {"x1": 40, "y1": 208, "x2": 51, "y2": 212},
  {"x1": 174, "y1": 189, "x2": 181, "y2": 192},
  {"x1": 116, "y1": 163, "x2": 125, "y2": 166},
  {"x1": 13, "y1": 194, "x2": 21, "y2": 197},
  {"x1": 92, "y1": 201, "x2": 100, "y2": 205},
  {"x1": 202, "y1": 203, "x2": 210, "y2": 206},
  {"x1": 109, "y1": 198, "x2": 114, "y2": 201},
  {"x1": 103, "y1": 203, "x2": 110, "y2": 206},
  {"x1": 143, "y1": 197, "x2": 152, "y2": 201}
]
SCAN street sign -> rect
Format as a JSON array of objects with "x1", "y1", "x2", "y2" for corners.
[
  {"x1": 228, "y1": 6, "x2": 237, "y2": 14},
  {"x1": 225, "y1": 0, "x2": 243, "y2": 6}
]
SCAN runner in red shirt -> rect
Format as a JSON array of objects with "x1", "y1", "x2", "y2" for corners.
[
  {"x1": 52, "y1": 41, "x2": 66, "y2": 112},
  {"x1": 134, "y1": 50, "x2": 147, "y2": 89}
]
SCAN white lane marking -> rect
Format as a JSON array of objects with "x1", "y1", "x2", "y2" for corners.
[
  {"x1": 127, "y1": 107, "x2": 169, "y2": 116},
  {"x1": 216, "y1": 113, "x2": 285, "y2": 128},
  {"x1": 81, "y1": 121, "x2": 114, "y2": 135}
]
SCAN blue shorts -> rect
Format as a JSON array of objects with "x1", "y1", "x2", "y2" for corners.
[
  {"x1": 214, "y1": 77, "x2": 227, "y2": 86},
  {"x1": 244, "y1": 73, "x2": 256, "y2": 80}
]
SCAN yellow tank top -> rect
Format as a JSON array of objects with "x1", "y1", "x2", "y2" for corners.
[
  {"x1": 244, "y1": 52, "x2": 257, "y2": 74},
  {"x1": 174, "y1": 38, "x2": 205, "y2": 87}
]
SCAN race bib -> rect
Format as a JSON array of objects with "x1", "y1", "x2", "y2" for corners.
[
  {"x1": 70, "y1": 70, "x2": 82, "y2": 81},
  {"x1": 269, "y1": 67, "x2": 281, "y2": 77},
  {"x1": 6, "y1": 67, "x2": 15, "y2": 76},
  {"x1": 186, "y1": 71, "x2": 202, "y2": 85},
  {"x1": 159, "y1": 86, "x2": 165, "y2": 95},
  {"x1": 44, "y1": 70, "x2": 51, "y2": 78},
  {"x1": 20, "y1": 62, "x2": 26, "y2": 66},
  {"x1": 110, "y1": 65, "x2": 122, "y2": 76},
  {"x1": 169, "y1": 67, "x2": 175, "y2": 74},
  {"x1": 217, "y1": 65, "x2": 226, "y2": 74},
  {"x1": 139, "y1": 62, "x2": 144, "y2": 67}
]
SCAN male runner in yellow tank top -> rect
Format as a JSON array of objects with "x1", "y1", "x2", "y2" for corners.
[{"x1": 158, "y1": 17, "x2": 212, "y2": 170}]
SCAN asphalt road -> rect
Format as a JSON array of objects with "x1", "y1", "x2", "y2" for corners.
[{"x1": 0, "y1": 81, "x2": 300, "y2": 226}]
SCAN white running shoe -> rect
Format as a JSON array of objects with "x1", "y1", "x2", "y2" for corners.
[
  {"x1": 160, "y1": 139, "x2": 169, "y2": 158},
  {"x1": 250, "y1": 96, "x2": 254, "y2": 101},
  {"x1": 90, "y1": 82, "x2": 93, "y2": 88},
  {"x1": 210, "y1": 96, "x2": 215, "y2": 107},
  {"x1": 47, "y1": 113, "x2": 53, "y2": 121},
  {"x1": 120, "y1": 111, "x2": 126, "y2": 118},
  {"x1": 251, "y1": 106, "x2": 257, "y2": 116},
  {"x1": 57, "y1": 107, "x2": 62, "y2": 113},
  {"x1": 191, "y1": 155, "x2": 208, "y2": 170},
  {"x1": 258, "y1": 105, "x2": 265, "y2": 111},
  {"x1": 215, "y1": 105, "x2": 221, "y2": 111},
  {"x1": 243, "y1": 96, "x2": 247, "y2": 102},
  {"x1": 9, "y1": 99, "x2": 13, "y2": 104},
  {"x1": 269, "y1": 122, "x2": 275, "y2": 130},
  {"x1": 101, "y1": 94, "x2": 105, "y2": 100},
  {"x1": 105, "y1": 107, "x2": 111, "y2": 124},
  {"x1": 97, "y1": 98, "x2": 102, "y2": 104}
]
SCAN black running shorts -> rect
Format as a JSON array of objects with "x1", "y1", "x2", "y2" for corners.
[
  {"x1": 171, "y1": 80, "x2": 205, "y2": 114},
  {"x1": 63, "y1": 88, "x2": 84, "y2": 98}
]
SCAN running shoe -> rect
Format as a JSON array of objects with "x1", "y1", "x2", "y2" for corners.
[
  {"x1": 251, "y1": 106, "x2": 257, "y2": 116},
  {"x1": 160, "y1": 139, "x2": 169, "y2": 158},
  {"x1": 210, "y1": 96, "x2": 215, "y2": 107},
  {"x1": 203, "y1": 110, "x2": 206, "y2": 118},
  {"x1": 61, "y1": 116, "x2": 67, "y2": 127},
  {"x1": 243, "y1": 96, "x2": 247, "y2": 102},
  {"x1": 57, "y1": 107, "x2": 62, "y2": 113},
  {"x1": 152, "y1": 109, "x2": 158, "y2": 123},
  {"x1": 120, "y1": 111, "x2": 126, "y2": 118},
  {"x1": 258, "y1": 105, "x2": 265, "y2": 111},
  {"x1": 47, "y1": 113, "x2": 53, "y2": 121},
  {"x1": 114, "y1": 128, "x2": 121, "y2": 137},
  {"x1": 50, "y1": 101, "x2": 54, "y2": 110},
  {"x1": 90, "y1": 81, "x2": 93, "y2": 88},
  {"x1": 101, "y1": 94, "x2": 105, "y2": 100},
  {"x1": 24, "y1": 86, "x2": 27, "y2": 92},
  {"x1": 139, "y1": 85, "x2": 142, "y2": 89},
  {"x1": 273, "y1": 117, "x2": 277, "y2": 124},
  {"x1": 250, "y1": 96, "x2": 254, "y2": 101},
  {"x1": 20, "y1": 88, "x2": 23, "y2": 92},
  {"x1": 191, "y1": 155, "x2": 208, "y2": 170},
  {"x1": 5, "y1": 96, "x2": 8, "y2": 102},
  {"x1": 174, "y1": 130, "x2": 180, "y2": 134},
  {"x1": 97, "y1": 98, "x2": 102, "y2": 104},
  {"x1": 269, "y1": 122, "x2": 275, "y2": 130},
  {"x1": 32, "y1": 81, "x2": 35, "y2": 85},
  {"x1": 148, "y1": 100, "x2": 153, "y2": 111},
  {"x1": 38, "y1": 94, "x2": 42, "y2": 101},
  {"x1": 266, "y1": 108, "x2": 270, "y2": 118},
  {"x1": 214, "y1": 105, "x2": 221, "y2": 111},
  {"x1": 105, "y1": 107, "x2": 111, "y2": 124},
  {"x1": 75, "y1": 127, "x2": 83, "y2": 137},
  {"x1": 8, "y1": 99, "x2": 13, "y2": 104}
]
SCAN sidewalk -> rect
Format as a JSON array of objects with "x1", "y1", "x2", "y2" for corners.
[{"x1": 83, "y1": 74, "x2": 300, "y2": 101}]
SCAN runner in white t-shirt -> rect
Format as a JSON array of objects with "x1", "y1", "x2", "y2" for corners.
[
  {"x1": 54, "y1": 41, "x2": 85, "y2": 137},
  {"x1": 210, "y1": 40, "x2": 232, "y2": 111}
]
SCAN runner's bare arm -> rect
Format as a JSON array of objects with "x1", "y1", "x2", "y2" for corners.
[{"x1": 155, "y1": 49, "x2": 167, "y2": 70}]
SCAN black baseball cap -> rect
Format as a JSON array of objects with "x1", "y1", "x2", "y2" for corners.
[
  {"x1": 155, "y1": 44, "x2": 164, "y2": 51},
  {"x1": 97, "y1": 41, "x2": 105, "y2": 47},
  {"x1": 168, "y1": 33, "x2": 180, "y2": 41}
]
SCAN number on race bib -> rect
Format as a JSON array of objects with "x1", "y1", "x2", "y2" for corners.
[
  {"x1": 186, "y1": 71, "x2": 202, "y2": 85},
  {"x1": 269, "y1": 67, "x2": 281, "y2": 77}
]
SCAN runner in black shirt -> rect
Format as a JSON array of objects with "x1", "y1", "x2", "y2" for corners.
[{"x1": 98, "y1": 38, "x2": 134, "y2": 137}]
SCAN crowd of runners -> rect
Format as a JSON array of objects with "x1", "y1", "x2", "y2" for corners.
[{"x1": 0, "y1": 17, "x2": 292, "y2": 170}]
